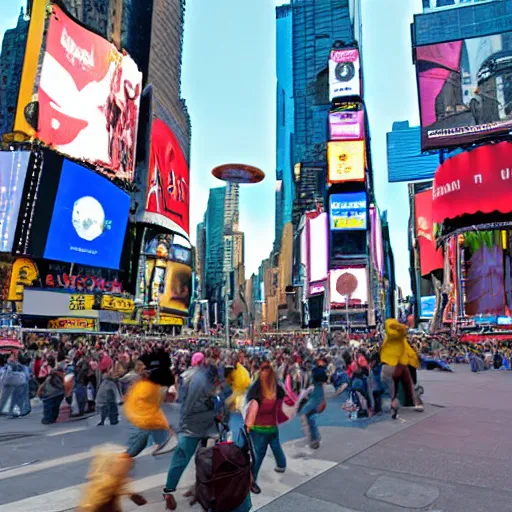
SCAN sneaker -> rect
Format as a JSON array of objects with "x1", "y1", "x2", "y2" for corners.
[
  {"x1": 413, "y1": 404, "x2": 424, "y2": 412},
  {"x1": 97, "y1": 421, "x2": 105, "y2": 427},
  {"x1": 274, "y1": 467, "x2": 286, "y2": 473},
  {"x1": 153, "y1": 432, "x2": 178, "y2": 456},
  {"x1": 310, "y1": 440, "x2": 320, "y2": 450},
  {"x1": 163, "y1": 492, "x2": 177, "y2": 510}
]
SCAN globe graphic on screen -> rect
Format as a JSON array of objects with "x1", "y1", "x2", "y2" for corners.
[{"x1": 71, "y1": 196, "x2": 105, "y2": 242}]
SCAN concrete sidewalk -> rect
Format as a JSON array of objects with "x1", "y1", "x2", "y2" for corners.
[{"x1": 260, "y1": 367, "x2": 512, "y2": 512}]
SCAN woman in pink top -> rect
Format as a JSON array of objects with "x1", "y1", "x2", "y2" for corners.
[{"x1": 245, "y1": 361, "x2": 289, "y2": 494}]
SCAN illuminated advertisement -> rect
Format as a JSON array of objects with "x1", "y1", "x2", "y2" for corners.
[
  {"x1": 329, "y1": 104, "x2": 365, "y2": 141},
  {"x1": 327, "y1": 141, "x2": 365, "y2": 183},
  {"x1": 44, "y1": 160, "x2": 130, "y2": 270},
  {"x1": 308, "y1": 213, "x2": 328, "y2": 284},
  {"x1": 420, "y1": 296, "x2": 436, "y2": 319},
  {"x1": 416, "y1": 31, "x2": 512, "y2": 150},
  {"x1": 432, "y1": 142, "x2": 512, "y2": 228},
  {"x1": 330, "y1": 192, "x2": 367, "y2": 231},
  {"x1": 48, "y1": 318, "x2": 96, "y2": 330},
  {"x1": 69, "y1": 294, "x2": 95, "y2": 311},
  {"x1": 329, "y1": 48, "x2": 361, "y2": 101},
  {"x1": 370, "y1": 207, "x2": 384, "y2": 276},
  {"x1": 37, "y1": 5, "x2": 142, "y2": 180},
  {"x1": 160, "y1": 262, "x2": 192, "y2": 315},
  {"x1": 0, "y1": 151, "x2": 30, "y2": 252},
  {"x1": 146, "y1": 120, "x2": 190, "y2": 235},
  {"x1": 329, "y1": 267, "x2": 368, "y2": 306},
  {"x1": 8, "y1": 258, "x2": 39, "y2": 301},
  {"x1": 415, "y1": 189, "x2": 443, "y2": 276}
]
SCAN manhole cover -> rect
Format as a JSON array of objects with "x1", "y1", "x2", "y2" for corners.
[{"x1": 366, "y1": 476, "x2": 439, "y2": 508}]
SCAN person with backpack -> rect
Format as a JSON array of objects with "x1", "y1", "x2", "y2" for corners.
[
  {"x1": 163, "y1": 352, "x2": 218, "y2": 510},
  {"x1": 37, "y1": 360, "x2": 65, "y2": 424}
]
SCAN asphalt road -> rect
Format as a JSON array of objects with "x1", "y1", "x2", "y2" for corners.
[{"x1": 0, "y1": 366, "x2": 511, "y2": 512}]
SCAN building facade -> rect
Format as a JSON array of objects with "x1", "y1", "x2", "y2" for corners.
[
  {"x1": 0, "y1": 8, "x2": 29, "y2": 135},
  {"x1": 204, "y1": 187, "x2": 226, "y2": 305},
  {"x1": 387, "y1": 121, "x2": 441, "y2": 183}
]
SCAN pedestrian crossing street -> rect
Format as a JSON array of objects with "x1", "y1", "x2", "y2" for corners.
[{"x1": 0, "y1": 438, "x2": 337, "y2": 512}]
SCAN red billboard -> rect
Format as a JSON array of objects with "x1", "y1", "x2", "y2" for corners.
[
  {"x1": 432, "y1": 142, "x2": 512, "y2": 225},
  {"x1": 415, "y1": 189, "x2": 443, "y2": 277},
  {"x1": 145, "y1": 119, "x2": 190, "y2": 236},
  {"x1": 37, "y1": 4, "x2": 142, "y2": 181}
]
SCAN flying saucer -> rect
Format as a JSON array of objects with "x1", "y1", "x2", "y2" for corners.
[{"x1": 211, "y1": 163, "x2": 265, "y2": 184}]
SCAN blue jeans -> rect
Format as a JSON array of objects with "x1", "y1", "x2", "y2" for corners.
[
  {"x1": 42, "y1": 394, "x2": 64, "y2": 424},
  {"x1": 250, "y1": 429, "x2": 286, "y2": 481},
  {"x1": 301, "y1": 401, "x2": 320, "y2": 442},
  {"x1": 126, "y1": 427, "x2": 168, "y2": 457},
  {"x1": 165, "y1": 434, "x2": 204, "y2": 491}
]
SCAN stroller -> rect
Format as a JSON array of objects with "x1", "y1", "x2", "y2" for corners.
[{"x1": 195, "y1": 420, "x2": 254, "y2": 512}]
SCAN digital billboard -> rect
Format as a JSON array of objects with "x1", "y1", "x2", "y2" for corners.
[
  {"x1": 330, "y1": 192, "x2": 367, "y2": 231},
  {"x1": 370, "y1": 206, "x2": 384, "y2": 276},
  {"x1": 308, "y1": 213, "x2": 328, "y2": 284},
  {"x1": 145, "y1": 119, "x2": 190, "y2": 235},
  {"x1": 432, "y1": 141, "x2": 512, "y2": 227},
  {"x1": 160, "y1": 261, "x2": 192, "y2": 315},
  {"x1": 329, "y1": 267, "x2": 368, "y2": 306},
  {"x1": 327, "y1": 141, "x2": 365, "y2": 183},
  {"x1": 329, "y1": 103, "x2": 365, "y2": 141},
  {"x1": 44, "y1": 160, "x2": 130, "y2": 269},
  {"x1": 0, "y1": 151, "x2": 30, "y2": 252},
  {"x1": 37, "y1": 4, "x2": 142, "y2": 180},
  {"x1": 415, "y1": 189, "x2": 443, "y2": 276},
  {"x1": 329, "y1": 48, "x2": 361, "y2": 101},
  {"x1": 420, "y1": 295, "x2": 436, "y2": 319},
  {"x1": 416, "y1": 31, "x2": 512, "y2": 150}
]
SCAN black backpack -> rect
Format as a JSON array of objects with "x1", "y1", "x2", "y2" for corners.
[{"x1": 195, "y1": 427, "x2": 251, "y2": 512}]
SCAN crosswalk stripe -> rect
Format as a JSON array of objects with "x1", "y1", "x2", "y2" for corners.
[
  {"x1": 0, "y1": 443, "x2": 126, "y2": 482},
  {"x1": 0, "y1": 442, "x2": 336, "y2": 512}
]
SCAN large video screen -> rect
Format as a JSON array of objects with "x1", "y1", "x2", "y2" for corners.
[
  {"x1": 0, "y1": 151, "x2": 30, "y2": 252},
  {"x1": 160, "y1": 261, "x2": 192, "y2": 314},
  {"x1": 329, "y1": 267, "x2": 368, "y2": 306},
  {"x1": 329, "y1": 48, "x2": 361, "y2": 101},
  {"x1": 329, "y1": 103, "x2": 365, "y2": 141},
  {"x1": 330, "y1": 192, "x2": 367, "y2": 231},
  {"x1": 416, "y1": 31, "x2": 512, "y2": 150},
  {"x1": 308, "y1": 213, "x2": 328, "y2": 284},
  {"x1": 145, "y1": 119, "x2": 190, "y2": 235},
  {"x1": 37, "y1": 5, "x2": 142, "y2": 180},
  {"x1": 327, "y1": 141, "x2": 365, "y2": 183},
  {"x1": 44, "y1": 160, "x2": 130, "y2": 269}
]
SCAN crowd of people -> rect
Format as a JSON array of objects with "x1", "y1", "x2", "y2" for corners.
[{"x1": 2, "y1": 322, "x2": 512, "y2": 510}]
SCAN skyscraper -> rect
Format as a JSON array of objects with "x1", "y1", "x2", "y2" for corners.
[
  {"x1": 204, "y1": 187, "x2": 226, "y2": 304},
  {"x1": 195, "y1": 221, "x2": 206, "y2": 299},
  {"x1": 0, "y1": 8, "x2": 29, "y2": 135},
  {"x1": 276, "y1": 0, "x2": 356, "y2": 233}
]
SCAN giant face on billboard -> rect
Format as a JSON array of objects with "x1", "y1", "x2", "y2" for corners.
[
  {"x1": 327, "y1": 141, "x2": 365, "y2": 183},
  {"x1": 416, "y1": 31, "x2": 512, "y2": 150},
  {"x1": 329, "y1": 103, "x2": 365, "y2": 141},
  {"x1": 329, "y1": 267, "x2": 368, "y2": 306},
  {"x1": 330, "y1": 192, "x2": 367, "y2": 231},
  {"x1": 160, "y1": 261, "x2": 192, "y2": 315},
  {"x1": 329, "y1": 48, "x2": 361, "y2": 101},
  {"x1": 145, "y1": 119, "x2": 190, "y2": 235},
  {"x1": 44, "y1": 160, "x2": 130, "y2": 269},
  {"x1": 37, "y1": 5, "x2": 142, "y2": 180},
  {"x1": 0, "y1": 151, "x2": 30, "y2": 252}
]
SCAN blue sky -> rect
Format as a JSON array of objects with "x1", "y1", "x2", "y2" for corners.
[
  {"x1": 183, "y1": 0, "x2": 423, "y2": 293},
  {"x1": 1, "y1": 0, "x2": 423, "y2": 293}
]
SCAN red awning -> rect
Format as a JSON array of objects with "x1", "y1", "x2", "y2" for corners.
[{"x1": 432, "y1": 142, "x2": 512, "y2": 224}]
